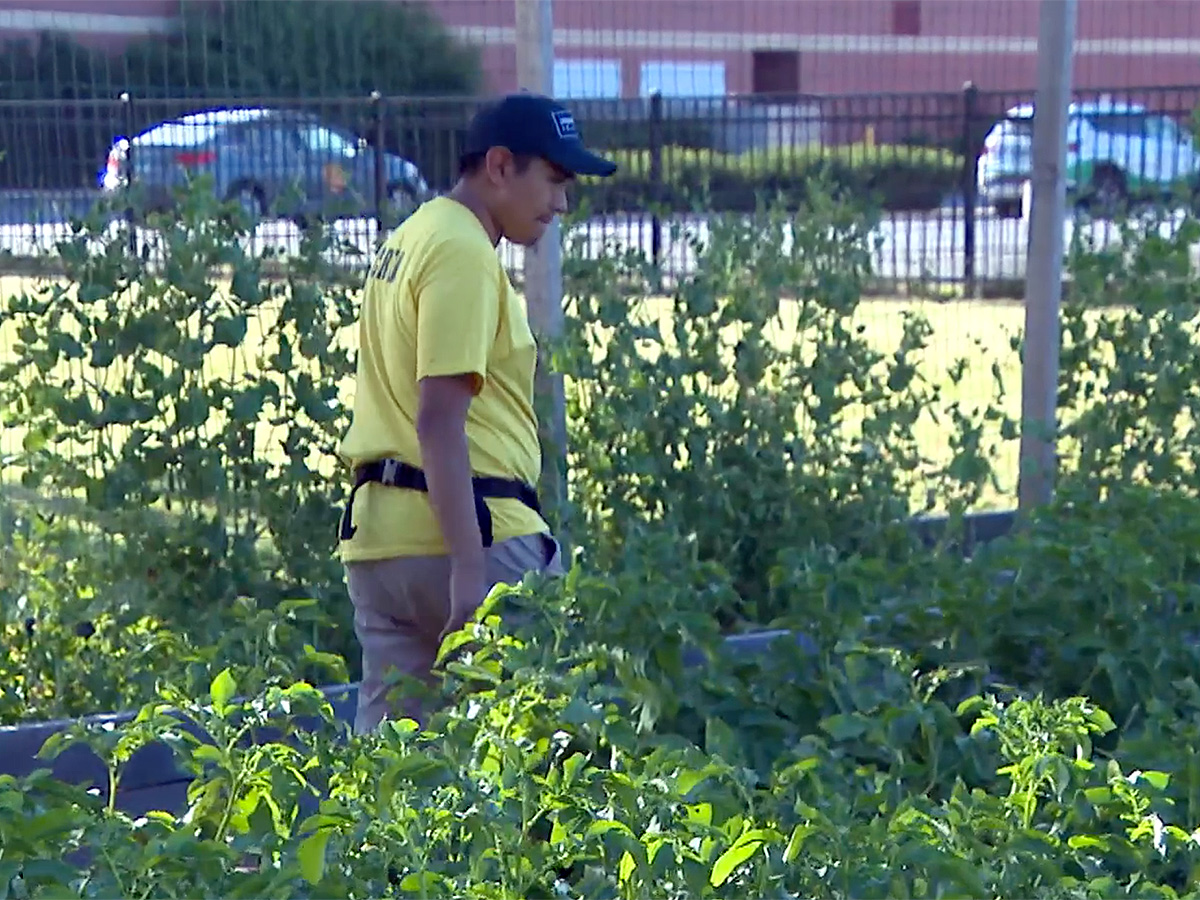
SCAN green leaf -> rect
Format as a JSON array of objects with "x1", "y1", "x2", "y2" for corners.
[
  {"x1": 704, "y1": 716, "x2": 743, "y2": 763},
  {"x1": 819, "y1": 713, "x2": 869, "y2": 742},
  {"x1": 434, "y1": 628, "x2": 476, "y2": 666},
  {"x1": 675, "y1": 764, "x2": 721, "y2": 799},
  {"x1": 230, "y1": 386, "x2": 267, "y2": 423},
  {"x1": 297, "y1": 828, "x2": 331, "y2": 885},
  {"x1": 13, "y1": 859, "x2": 78, "y2": 886},
  {"x1": 784, "y1": 823, "x2": 818, "y2": 862},
  {"x1": 445, "y1": 662, "x2": 500, "y2": 685},
  {"x1": 210, "y1": 668, "x2": 236, "y2": 713},
  {"x1": 1086, "y1": 707, "x2": 1117, "y2": 733},
  {"x1": 586, "y1": 820, "x2": 635, "y2": 840},
  {"x1": 1134, "y1": 770, "x2": 1171, "y2": 790},
  {"x1": 399, "y1": 872, "x2": 446, "y2": 894},
  {"x1": 955, "y1": 696, "x2": 987, "y2": 717},
  {"x1": 685, "y1": 802, "x2": 713, "y2": 827},
  {"x1": 710, "y1": 833, "x2": 766, "y2": 887},
  {"x1": 212, "y1": 314, "x2": 249, "y2": 348},
  {"x1": 229, "y1": 265, "x2": 263, "y2": 306},
  {"x1": 1068, "y1": 835, "x2": 1112, "y2": 851},
  {"x1": 21, "y1": 427, "x2": 48, "y2": 454},
  {"x1": 560, "y1": 696, "x2": 599, "y2": 726}
]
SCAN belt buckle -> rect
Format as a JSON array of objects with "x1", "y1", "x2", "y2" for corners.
[{"x1": 381, "y1": 458, "x2": 399, "y2": 485}]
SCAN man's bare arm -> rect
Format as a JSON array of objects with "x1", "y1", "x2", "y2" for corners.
[{"x1": 417, "y1": 374, "x2": 484, "y2": 568}]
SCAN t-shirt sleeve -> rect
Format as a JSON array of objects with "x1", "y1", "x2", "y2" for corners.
[{"x1": 414, "y1": 237, "x2": 500, "y2": 394}]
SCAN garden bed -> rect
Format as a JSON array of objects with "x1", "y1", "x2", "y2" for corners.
[{"x1": 5, "y1": 178, "x2": 1200, "y2": 898}]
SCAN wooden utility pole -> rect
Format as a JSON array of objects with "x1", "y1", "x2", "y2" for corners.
[
  {"x1": 1019, "y1": 0, "x2": 1078, "y2": 512},
  {"x1": 514, "y1": 0, "x2": 570, "y2": 541}
]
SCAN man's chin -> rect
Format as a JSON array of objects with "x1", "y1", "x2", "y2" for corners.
[{"x1": 519, "y1": 227, "x2": 549, "y2": 248}]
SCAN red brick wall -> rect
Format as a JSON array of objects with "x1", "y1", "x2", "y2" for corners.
[
  {"x1": 437, "y1": 0, "x2": 1200, "y2": 95},
  {"x1": 5, "y1": 0, "x2": 1200, "y2": 95}
]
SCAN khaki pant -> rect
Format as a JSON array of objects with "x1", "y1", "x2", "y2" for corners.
[{"x1": 345, "y1": 531, "x2": 564, "y2": 734}]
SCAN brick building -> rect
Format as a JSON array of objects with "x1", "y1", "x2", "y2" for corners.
[{"x1": 3, "y1": 0, "x2": 1200, "y2": 98}]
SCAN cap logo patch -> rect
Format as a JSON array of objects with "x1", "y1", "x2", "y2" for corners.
[{"x1": 551, "y1": 109, "x2": 578, "y2": 140}]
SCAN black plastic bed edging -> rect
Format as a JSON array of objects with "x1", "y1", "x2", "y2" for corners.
[{"x1": 0, "y1": 508, "x2": 1018, "y2": 818}]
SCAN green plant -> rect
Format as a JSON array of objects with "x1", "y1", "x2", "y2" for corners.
[
  {"x1": 573, "y1": 142, "x2": 964, "y2": 215},
  {"x1": 4, "y1": 168, "x2": 1200, "y2": 899},
  {"x1": 0, "y1": 179, "x2": 363, "y2": 674},
  {"x1": 7, "y1": 528, "x2": 1200, "y2": 898},
  {"x1": 559, "y1": 175, "x2": 1011, "y2": 624}
]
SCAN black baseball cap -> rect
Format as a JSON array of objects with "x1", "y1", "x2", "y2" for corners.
[{"x1": 462, "y1": 92, "x2": 618, "y2": 178}]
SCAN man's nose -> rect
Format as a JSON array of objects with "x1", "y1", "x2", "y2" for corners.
[{"x1": 552, "y1": 186, "x2": 569, "y2": 214}]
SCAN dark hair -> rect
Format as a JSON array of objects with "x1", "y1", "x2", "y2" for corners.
[{"x1": 457, "y1": 150, "x2": 536, "y2": 178}]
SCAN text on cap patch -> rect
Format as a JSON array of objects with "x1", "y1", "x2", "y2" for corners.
[{"x1": 551, "y1": 109, "x2": 578, "y2": 140}]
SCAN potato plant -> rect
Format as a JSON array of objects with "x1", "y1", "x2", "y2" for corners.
[{"x1": 2, "y1": 177, "x2": 1200, "y2": 897}]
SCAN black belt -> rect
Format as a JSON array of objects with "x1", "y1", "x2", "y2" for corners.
[{"x1": 339, "y1": 457, "x2": 543, "y2": 548}]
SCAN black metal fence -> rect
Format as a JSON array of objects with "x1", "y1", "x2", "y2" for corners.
[{"x1": 1, "y1": 84, "x2": 1199, "y2": 288}]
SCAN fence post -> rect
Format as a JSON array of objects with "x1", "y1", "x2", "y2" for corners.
[
  {"x1": 961, "y1": 81, "x2": 978, "y2": 294},
  {"x1": 120, "y1": 92, "x2": 136, "y2": 256},
  {"x1": 648, "y1": 89, "x2": 664, "y2": 286},
  {"x1": 371, "y1": 90, "x2": 385, "y2": 238}
]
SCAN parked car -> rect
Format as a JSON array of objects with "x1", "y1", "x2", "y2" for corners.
[
  {"x1": 977, "y1": 97, "x2": 1200, "y2": 218},
  {"x1": 98, "y1": 106, "x2": 431, "y2": 223}
]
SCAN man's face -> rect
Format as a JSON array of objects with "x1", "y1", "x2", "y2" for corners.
[{"x1": 490, "y1": 153, "x2": 573, "y2": 247}]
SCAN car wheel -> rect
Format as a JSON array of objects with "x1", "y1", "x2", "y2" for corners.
[
  {"x1": 1088, "y1": 167, "x2": 1127, "y2": 219},
  {"x1": 227, "y1": 185, "x2": 267, "y2": 222},
  {"x1": 994, "y1": 199, "x2": 1023, "y2": 220}
]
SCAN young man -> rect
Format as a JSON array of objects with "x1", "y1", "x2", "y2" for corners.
[{"x1": 336, "y1": 93, "x2": 619, "y2": 734}]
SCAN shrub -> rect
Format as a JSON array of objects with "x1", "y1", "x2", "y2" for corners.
[
  {"x1": 559, "y1": 176, "x2": 1005, "y2": 621},
  {"x1": 574, "y1": 143, "x2": 965, "y2": 214},
  {"x1": 3, "y1": 176, "x2": 1200, "y2": 897},
  {"x1": 0, "y1": 182, "x2": 363, "y2": 672}
]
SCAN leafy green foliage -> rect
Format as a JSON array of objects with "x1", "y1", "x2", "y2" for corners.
[
  {"x1": 118, "y1": 0, "x2": 482, "y2": 100},
  {"x1": 6, "y1": 528, "x2": 1200, "y2": 897},
  {"x1": 2, "y1": 1, "x2": 480, "y2": 101},
  {"x1": 560, "y1": 176, "x2": 1008, "y2": 621},
  {"x1": 3, "y1": 173, "x2": 1200, "y2": 897},
  {"x1": 0, "y1": 182, "x2": 363, "y2": 673},
  {"x1": 576, "y1": 143, "x2": 964, "y2": 214}
]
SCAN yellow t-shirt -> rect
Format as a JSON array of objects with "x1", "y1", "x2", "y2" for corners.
[{"x1": 336, "y1": 196, "x2": 548, "y2": 562}]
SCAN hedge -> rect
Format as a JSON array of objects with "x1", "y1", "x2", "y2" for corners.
[{"x1": 575, "y1": 143, "x2": 965, "y2": 214}]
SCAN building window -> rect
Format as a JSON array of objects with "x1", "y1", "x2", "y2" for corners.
[
  {"x1": 892, "y1": 0, "x2": 922, "y2": 36},
  {"x1": 639, "y1": 61, "x2": 727, "y2": 98},
  {"x1": 553, "y1": 59, "x2": 622, "y2": 99}
]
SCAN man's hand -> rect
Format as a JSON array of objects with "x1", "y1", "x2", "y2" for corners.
[
  {"x1": 417, "y1": 373, "x2": 488, "y2": 643},
  {"x1": 441, "y1": 556, "x2": 487, "y2": 644}
]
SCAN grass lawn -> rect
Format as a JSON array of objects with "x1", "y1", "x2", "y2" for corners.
[{"x1": 0, "y1": 272, "x2": 1029, "y2": 516}]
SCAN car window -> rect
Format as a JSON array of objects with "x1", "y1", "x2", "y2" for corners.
[
  {"x1": 1144, "y1": 116, "x2": 1181, "y2": 142},
  {"x1": 138, "y1": 121, "x2": 226, "y2": 147},
  {"x1": 135, "y1": 109, "x2": 271, "y2": 147},
  {"x1": 1086, "y1": 113, "x2": 1148, "y2": 137},
  {"x1": 298, "y1": 125, "x2": 358, "y2": 156},
  {"x1": 1002, "y1": 117, "x2": 1034, "y2": 139}
]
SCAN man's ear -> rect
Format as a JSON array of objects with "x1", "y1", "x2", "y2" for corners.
[{"x1": 483, "y1": 146, "x2": 516, "y2": 184}]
